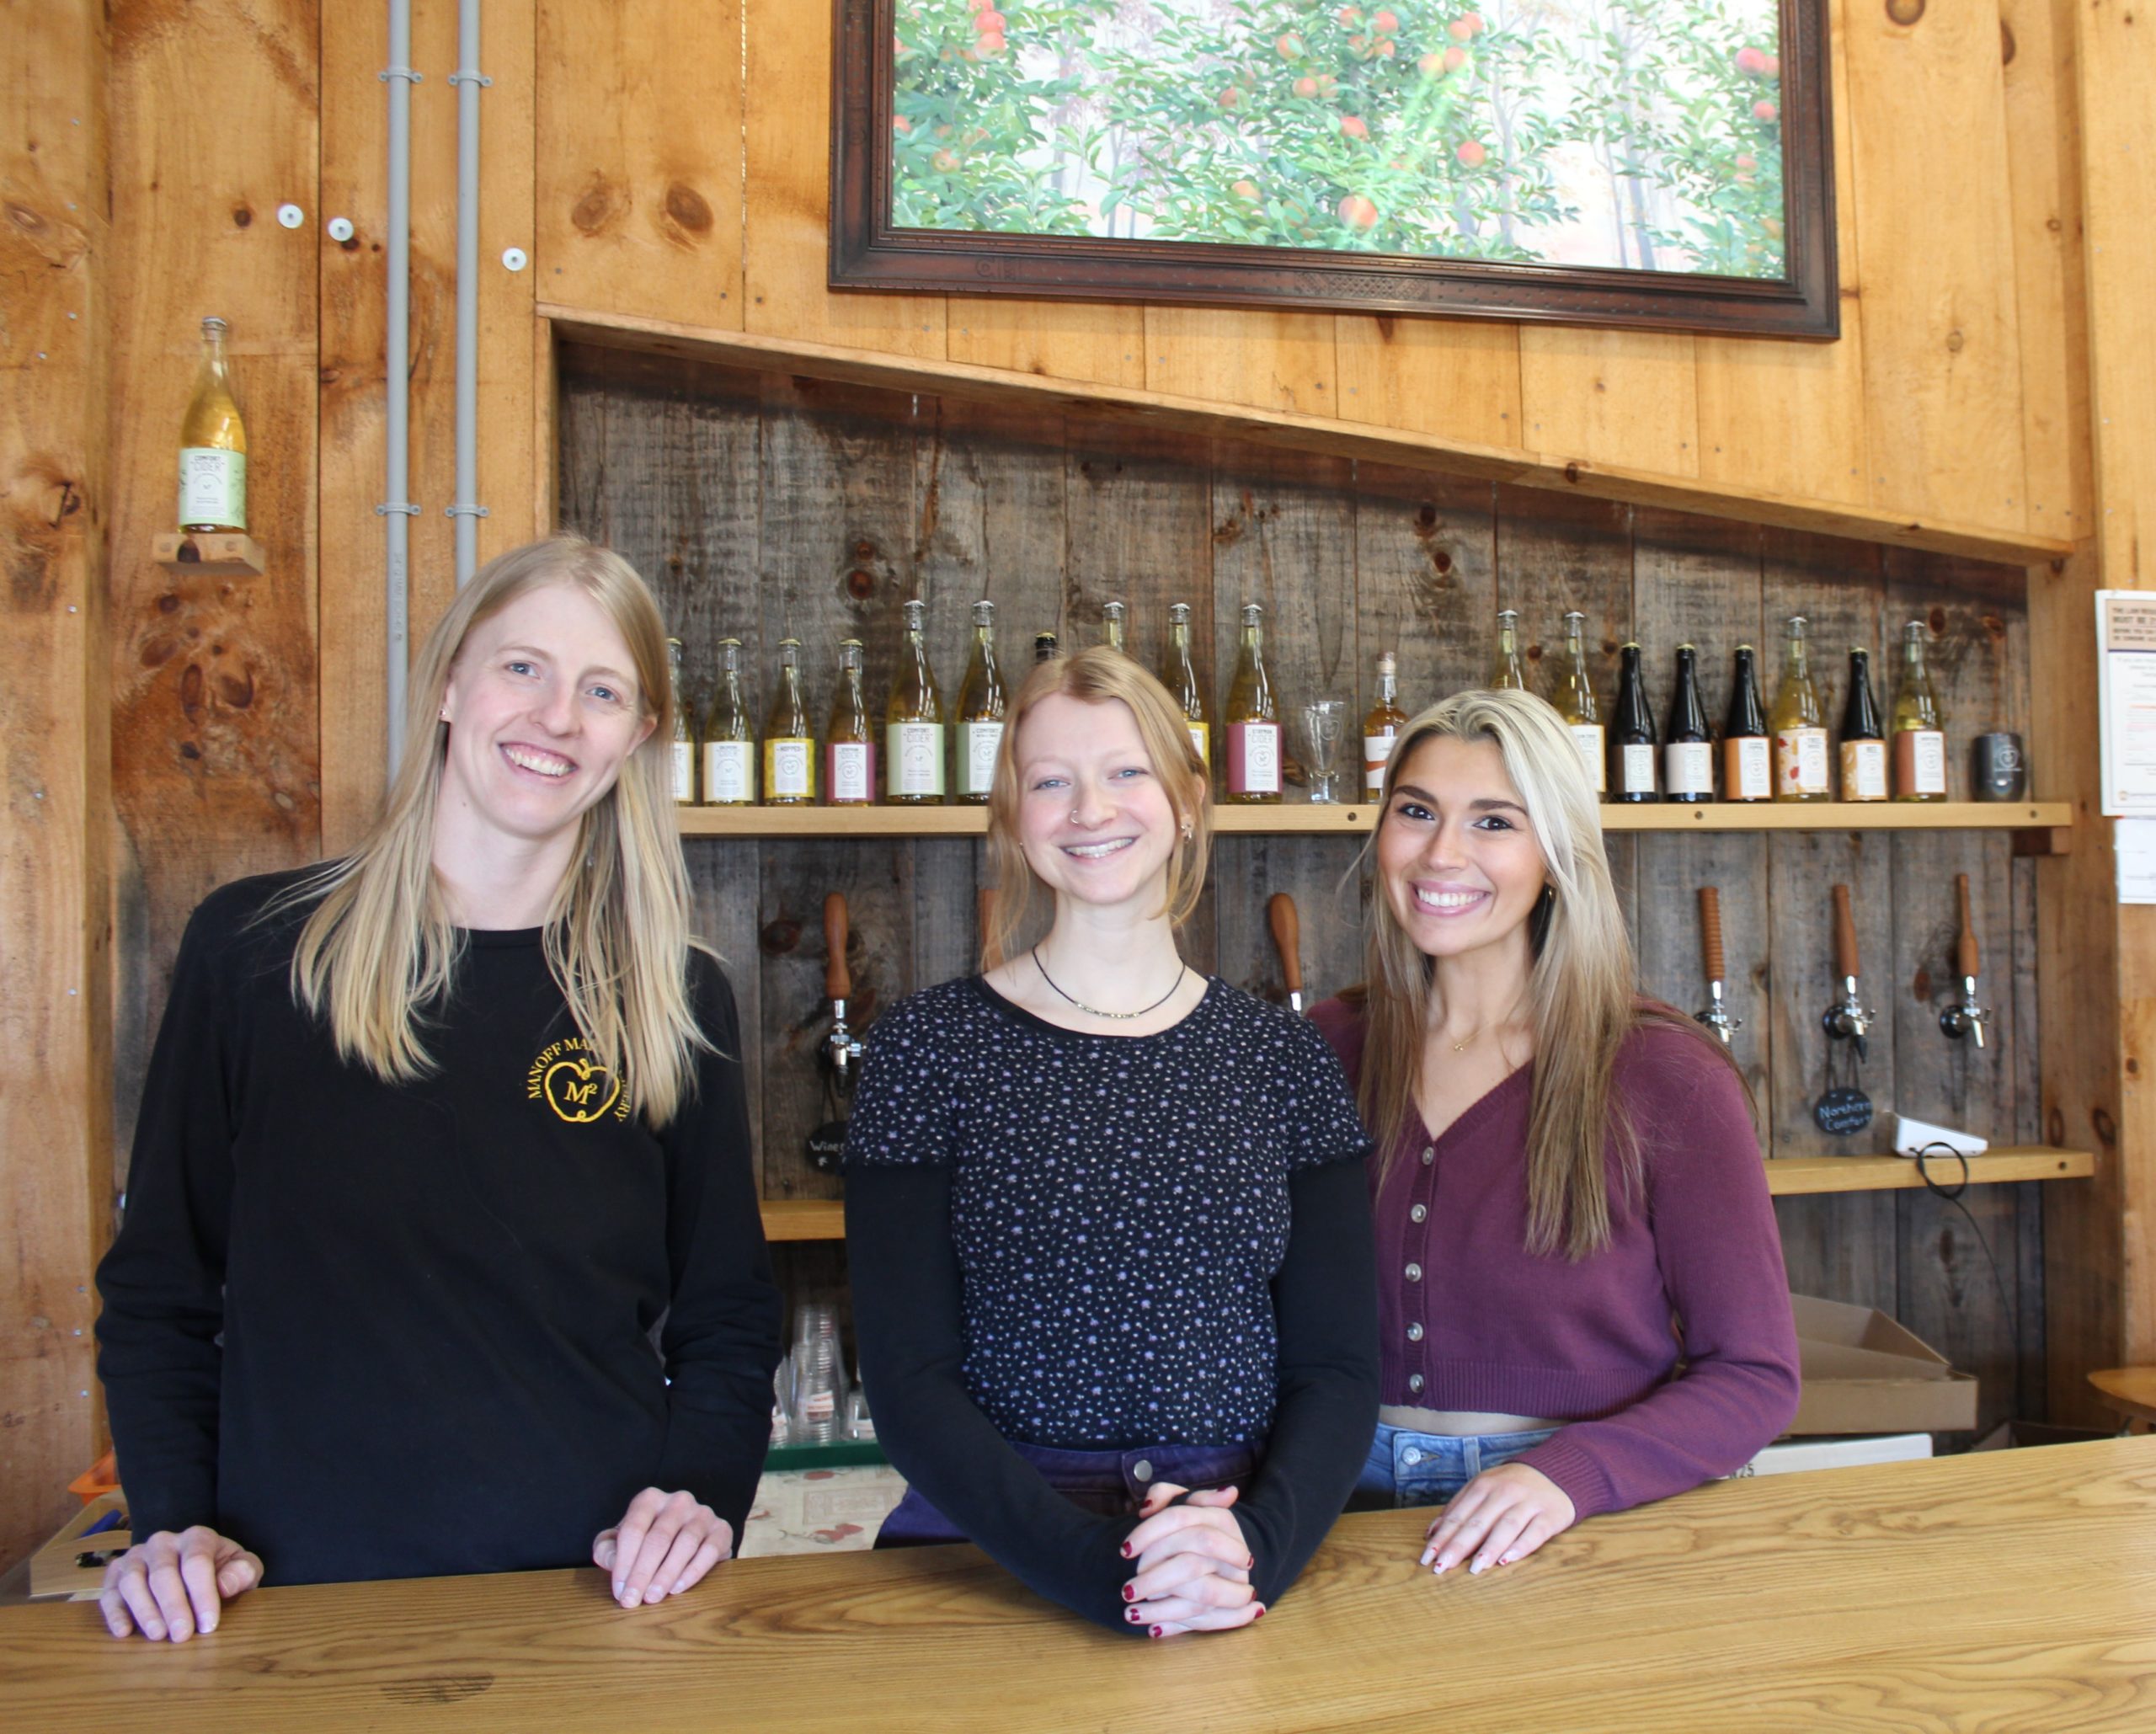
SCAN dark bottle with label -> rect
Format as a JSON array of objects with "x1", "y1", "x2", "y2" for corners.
[
  {"x1": 1722, "y1": 645, "x2": 1773, "y2": 803},
  {"x1": 1610, "y1": 642, "x2": 1659, "y2": 803},
  {"x1": 1840, "y1": 648, "x2": 1889, "y2": 803},
  {"x1": 1033, "y1": 630, "x2": 1059, "y2": 664},
  {"x1": 1662, "y1": 643, "x2": 1715, "y2": 803}
]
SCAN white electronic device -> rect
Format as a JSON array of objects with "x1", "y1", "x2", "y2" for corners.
[{"x1": 1886, "y1": 1113, "x2": 1988, "y2": 1158}]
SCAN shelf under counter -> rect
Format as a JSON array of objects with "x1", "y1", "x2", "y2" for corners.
[
  {"x1": 685, "y1": 800, "x2": 2072, "y2": 840},
  {"x1": 756, "y1": 1148, "x2": 2095, "y2": 1242}
]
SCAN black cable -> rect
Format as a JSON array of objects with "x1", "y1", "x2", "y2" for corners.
[{"x1": 1912, "y1": 1141, "x2": 2015, "y2": 1321}]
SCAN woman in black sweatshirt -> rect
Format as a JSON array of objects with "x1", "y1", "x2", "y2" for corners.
[{"x1": 94, "y1": 536, "x2": 782, "y2": 1641}]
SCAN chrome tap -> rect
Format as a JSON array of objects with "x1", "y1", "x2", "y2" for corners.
[
  {"x1": 819, "y1": 892, "x2": 865, "y2": 1096},
  {"x1": 1821, "y1": 883, "x2": 1877, "y2": 1059},
  {"x1": 1938, "y1": 872, "x2": 1993, "y2": 1049},
  {"x1": 1694, "y1": 886, "x2": 1742, "y2": 1048}
]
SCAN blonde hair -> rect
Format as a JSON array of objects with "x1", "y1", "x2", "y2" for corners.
[
  {"x1": 283, "y1": 536, "x2": 706, "y2": 1127},
  {"x1": 1357, "y1": 687, "x2": 1735, "y2": 1259},
  {"x1": 983, "y1": 647, "x2": 1211, "y2": 969}
]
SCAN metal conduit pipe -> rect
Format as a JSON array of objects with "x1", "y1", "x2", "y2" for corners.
[
  {"x1": 382, "y1": 0, "x2": 419, "y2": 772},
  {"x1": 449, "y1": 0, "x2": 486, "y2": 589}
]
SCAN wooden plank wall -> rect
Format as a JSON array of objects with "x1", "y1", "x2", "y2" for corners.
[
  {"x1": 558, "y1": 343, "x2": 2043, "y2": 1439},
  {"x1": 1, "y1": 0, "x2": 114, "y2": 1574}
]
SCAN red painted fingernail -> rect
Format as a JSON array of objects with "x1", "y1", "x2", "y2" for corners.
[
  {"x1": 1127, "y1": 1608, "x2": 1142, "y2": 1622},
  {"x1": 1122, "y1": 1584, "x2": 1135, "y2": 1601},
  {"x1": 1119, "y1": 1543, "x2": 1132, "y2": 1558},
  {"x1": 1150, "y1": 1625, "x2": 1164, "y2": 1638},
  {"x1": 1254, "y1": 1605, "x2": 1267, "y2": 1620}
]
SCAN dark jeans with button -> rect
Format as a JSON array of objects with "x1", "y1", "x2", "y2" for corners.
[{"x1": 873, "y1": 1440, "x2": 1261, "y2": 1547}]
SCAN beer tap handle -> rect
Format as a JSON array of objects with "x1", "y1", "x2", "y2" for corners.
[
  {"x1": 1268, "y1": 893, "x2": 1304, "y2": 1008},
  {"x1": 1699, "y1": 886, "x2": 1726, "y2": 984},
  {"x1": 1955, "y1": 872, "x2": 1979, "y2": 980},
  {"x1": 824, "y1": 893, "x2": 851, "y2": 1005},
  {"x1": 1832, "y1": 884, "x2": 1860, "y2": 982}
]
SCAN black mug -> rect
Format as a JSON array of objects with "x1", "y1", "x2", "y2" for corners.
[{"x1": 1972, "y1": 732, "x2": 2025, "y2": 801}]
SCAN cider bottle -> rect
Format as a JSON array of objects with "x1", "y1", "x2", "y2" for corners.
[
  {"x1": 1839, "y1": 648, "x2": 1888, "y2": 803},
  {"x1": 826, "y1": 638, "x2": 876, "y2": 805},
  {"x1": 1102, "y1": 600, "x2": 1127, "y2": 654},
  {"x1": 703, "y1": 637, "x2": 755, "y2": 806},
  {"x1": 666, "y1": 638, "x2": 696, "y2": 804},
  {"x1": 885, "y1": 599, "x2": 947, "y2": 803},
  {"x1": 954, "y1": 600, "x2": 1006, "y2": 803},
  {"x1": 1362, "y1": 651, "x2": 1407, "y2": 798},
  {"x1": 1663, "y1": 644, "x2": 1715, "y2": 803},
  {"x1": 1722, "y1": 646, "x2": 1773, "y2": 802},
  {"x1": 1161, "y1": 601, "x2": 1210, "y2": 771},
  {"x1": 1610, "y1": 643, "x2": 1659, "y2": 803},
  {"x1": 1491, "y1": 609, "x2": 1531, "y2": 692},
  {"x1": 1224, "y1": 602, "x2": 1281, "y2": 803},
  {"x1": 179, "y1": 316, "x2": 248, "y2": 533},
  {"x1": 762, "y1": 638, "x2": 817, "y2": 805},
  {"x1": 1033, "y1": 630, "x2": 1059, "y2": 664},
  {"x1": 1555, "y1": 611, "x2": 1605, "y2": 798},
  {"x1": 1770, "y1": 616, "x2": 1830, "y2": 802},
  {"x1": 1892, "y1": 622, "x2": 1948, "y2": 801}
]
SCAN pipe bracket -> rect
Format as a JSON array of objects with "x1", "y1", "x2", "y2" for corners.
[
  {"x1": 445, "y1": 504, "x2": 491, "y2": 519},
  {"x1": 448, "y1": 70, "x2": 494, "y2": 87},
  {"x1": 375, "y1": 503, "x2": 422, "y2": 516},
  {"x1": 379, "y1": 66, "x2": 424, "y2": 83}
]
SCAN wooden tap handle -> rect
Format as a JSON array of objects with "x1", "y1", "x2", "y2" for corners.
[
  {"x1": 1956, "y1": 872, "x2": 1979, "y2": 979},
  {"x1": 977, "y1": 886, "x2": 996, "y2": 960},
  {"x1": 1831, "y1": 884, "x2": 1859, "y2": 980},
  {"x1": 824, "y1": 893, "x2": 851, "y2": 1002},
  {"x1": 1698, "y1": 886, "x2": 1726, "y2": 984},
  {"x1": 1268, "y1": 893, "x2": 1303, "y2": 997}
]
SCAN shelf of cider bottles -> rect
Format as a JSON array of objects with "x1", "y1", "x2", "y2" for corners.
[{"x1": 665, "y1": 601, "x2": 2068, "y2": 839}]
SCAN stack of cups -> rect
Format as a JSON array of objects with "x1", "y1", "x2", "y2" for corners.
[{"x1": 791, "y1": 1300, "x2": 846, "y2": 1445}]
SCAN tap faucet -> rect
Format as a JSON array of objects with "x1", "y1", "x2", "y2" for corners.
[
  {"x1": 820, "y1": 892, "x2": 865, "y2": 1096},
  {"x1": 1694, "y1": 885, "x2": 1742, "y2": 1048},
  {"x1": 1939, "y1": 872, "x2": 1993, "y2": 1049},
  {"x1": 1268, "y1": 892, "x2": 1305, "y2": 1016},
  {"x1": 1821, "y1": 883, "x2": 1877, "y2": 1059}
]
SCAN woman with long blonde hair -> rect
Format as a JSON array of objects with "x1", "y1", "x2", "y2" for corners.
[
  {"x1": 844, "y1": 645, "x2": 1378, "y2": 1638},
  {"x1": 1311, "y1": 686, "x2": 1798, "y2": 1575},
  {"x1": 95, "y1": 536, "x2": 782, "y2": 1642}
]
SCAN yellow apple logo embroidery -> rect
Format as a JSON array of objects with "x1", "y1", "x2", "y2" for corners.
[{"x1": 526, "y1": 1038, "x2": 631, "y2": 1124}]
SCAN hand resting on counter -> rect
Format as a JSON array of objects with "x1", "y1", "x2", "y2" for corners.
[
  {"x1": 593, "y1": 1486, "x2": 735, "y2": 1609},
  {"x1": 1422, "y1": 1462, "x2": 1577, "y2": 1575},
  {"x1": 99, "y1": 1526, "x2": 264, "y2": 1641}
]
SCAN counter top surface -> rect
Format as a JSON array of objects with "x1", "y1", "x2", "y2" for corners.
[{"x1": 6, "y1": 1438, "x2": 2154, "y2": 1732}]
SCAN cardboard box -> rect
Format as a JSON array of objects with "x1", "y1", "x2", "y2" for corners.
[
  {"x1": 1732, "y1": 1433, "x2": 1933, "y2": 1478},
  {"x1": 1788, "y1": 1294, "x2": 1978, "y2": 1436},
  {"x1": 29, "y1": 1491, "x2": 130, "y2": 1601}
]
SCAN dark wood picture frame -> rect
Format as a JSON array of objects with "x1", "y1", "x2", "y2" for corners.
[{"x1": 830, "y1": 0, "x2": 1838, "y2": 338}]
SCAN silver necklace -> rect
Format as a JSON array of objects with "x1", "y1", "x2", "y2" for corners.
[{"x1": 1032, "y1": 947, "x2": 1188, "y2": 1021}]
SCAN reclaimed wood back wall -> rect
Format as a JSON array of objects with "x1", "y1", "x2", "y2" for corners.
[{"x1": 558, "y1": 341, "x2": 2044, "y2": 1438}]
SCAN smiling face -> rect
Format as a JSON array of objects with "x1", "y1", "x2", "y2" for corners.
[
  {"x1": 1376, "y1": 733, "x2": 1550, "y2": 966},
  {"x1": 1013, "y1": 691, "x2": 1182, "y2": 917},
  {"x1": 435, "y1": 580, "x2": 658, "y2": 852}
]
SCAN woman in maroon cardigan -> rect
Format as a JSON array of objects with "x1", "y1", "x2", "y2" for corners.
[{"x1": 1311, "y1": 687, "x2": 1799, "y2": 1577}]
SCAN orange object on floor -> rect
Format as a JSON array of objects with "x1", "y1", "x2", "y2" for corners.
[{"x1": 67, "y1": 1450, "x2": 117, "y2": 1503}]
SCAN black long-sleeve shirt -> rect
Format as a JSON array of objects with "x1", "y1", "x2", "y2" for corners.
[
  {"x1": 95, "y1": 871, "x2": 783, "y2": 1586},
  {"x1": 843, "y1": 977, "x2": 1380, "y2": 1631}
]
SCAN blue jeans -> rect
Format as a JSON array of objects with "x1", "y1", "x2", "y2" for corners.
[{"x1": 1352, "y1": 1422, "x2": 1560, "y2": 1509}]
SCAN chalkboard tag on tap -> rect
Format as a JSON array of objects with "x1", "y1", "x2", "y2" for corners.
[{"x1": 1815, "y1": 1087, "x2": 1874, "y2": 1137}]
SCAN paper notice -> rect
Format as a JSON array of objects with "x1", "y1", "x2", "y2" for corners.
[
  {"x1": 2116, "y1": 818, "x2": 2156, "y2": 904},
  {"x1": 2098, "y1": 593, "x2": 2156, "y2": 814}
]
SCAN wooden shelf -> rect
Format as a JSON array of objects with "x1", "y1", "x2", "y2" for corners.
[
  {"x1": 152, "y1": 531, "x2": 265, "y2": 576},
  {"x1": 683, "y1": 801, "x2": 2070, "y2": 840},
  {"x1": 758, "y1": 1150, "x2": 2093, "y2": 1240}
]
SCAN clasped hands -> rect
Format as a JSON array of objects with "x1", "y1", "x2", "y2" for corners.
[
  {"x1": 1118, "y1": 1481, "x2": 1262, "y2": 1638},
  {"x1": 100, "y1": 1486, "x2": 730, "y2": 1641}
]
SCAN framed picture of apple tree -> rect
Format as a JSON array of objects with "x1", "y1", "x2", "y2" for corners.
[{"x1": 830, "y1": 0, "x2": 1837, "y2": 336}]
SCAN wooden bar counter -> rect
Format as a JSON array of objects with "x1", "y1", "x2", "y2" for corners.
[{"x1": 5, "y1": 1439, "x2": 2153, "y2": 1732}]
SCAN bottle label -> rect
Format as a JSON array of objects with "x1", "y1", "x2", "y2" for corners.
[
  {"x1": 1187, "y1": 721, "x2": 1210, "y2": 766},
  {"x1": 828, "y1": 741, "x2": 873, "y2": 803},
  {"x1": 1663, "y1": 741, "x2": 1713, "y2": 800},
  {"x1": 1364, "y1": 732, "x2": 1397, "y2": 795},
  {"x1": 766, "y1": 737, "x2": 814, "y2": 801},
  {"x1": 670, "y1": 741, "x2": 696, "y2": 803},
  {"x1": 1895, "y1": 728, "x2": 1947, "y2": 797},
  {"x1": 1620, "y1": 743, "x2": 1657, "y2": 796},
  {"x1": 179, "y1": 448, "x2": 246, "y2": 530},
  {"x1": 888, "y1": 722, "x2": 945, "y2": 797},
  {"x1": 1842, "y1": 739, "x2": 1889, "y2": 802},
  {"x1": 1570, "y1": 724, "x2": 1606, "y2": 793},
  {"x1": 1774, "y1": 728, "x2": 1829, "y2": 796},
  {"x1": 1228, "y1": 721, "x2": 1280, "y2": 795},
  {"x1": 1725, "y1": 736, "x2": 1772, "y2": 801},
  {"x1": 960, "y1": 722, "x2": 1003, "y2": 796},
  {"x1": 704, "y1": 740, "x2": 754, "y2": 804}
]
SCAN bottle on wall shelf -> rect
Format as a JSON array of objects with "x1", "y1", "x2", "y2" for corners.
[
  {"x1": 954, "y1": 600, "x2": 1006, "y2": 803},
  {"x1": 886, "y1": 598, "x2": 947, "y2": 804},
  {"x1": 1839, "y1": 648, "x2": 1889, "y2": 803},
  {"x1": 179, "y1": 315, "x2": 248, "y2": 533},
  {"x1": 1663, "y1": 643, "x2": 1715, "y2": 803},
  {"x1": 1722, "y1": 645, "x2": 1774, "y2": 803},
  {"x1": 826, "y1": 638, "x2": 876, "y2": 805},
  {"x1": 1554, "y1": 611, "x2": 1605, "y2": 798},
  {"x1": 1161, "y1": 601, "x2": 1210, "y2": 771},
  {"x1": 1769, "y1": 615, "x2": 1831, "y2": 802},
  {"x1": 1033, "y1": 629, "x2": 1059, "y2": 664},
  {"x1": 1490, "y1": 609, "x2": 1531, "y2": 692},
  {"x1": 1362, "y1": 651, "x2": 1407, "y2": 798},
  {"x1": 1892, "y1": 621, "x2": 1948, "y2": 801},
  {"x1": 1102, "y1": 600, "x2": 1128, "y2": 654},
  {"x1": 666, "y1": 638, "x2": 696, "y2": 805},
  {"x1": 1224, "y1": 601, "x2": 1281, "y2": 803},
  {"x1": 1610, "y1": 642, "x2": 1658, "y2": 803},
  {"x1": 703, "y1": 637, "x2": 755, "y2": 806},
  {"x1": 762, "y1": 637, "x2": 817, "y2": 806}
]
